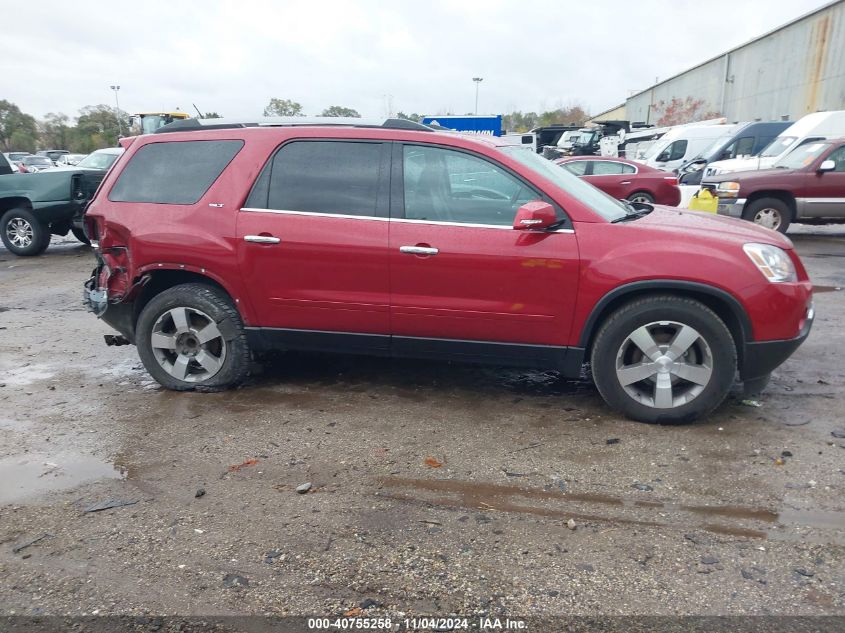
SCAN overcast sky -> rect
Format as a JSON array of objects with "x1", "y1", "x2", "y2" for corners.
[{"x1": 1, "y1": 0, "x2": 834, "y2": 121}]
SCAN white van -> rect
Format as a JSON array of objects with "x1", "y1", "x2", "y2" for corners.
[
  {"x1": 704, "y1": 110, "x2": 845, "y2": 178},
  {"x1": 640, "y1": 124, "x2": 741, "y2": 172}
]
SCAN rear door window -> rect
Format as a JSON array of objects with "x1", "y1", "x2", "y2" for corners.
[
  {"x1": 591, "y1": 161, "x2": 629, "y2": 175},
  {"x1": 264, "y1": 141, "x2": 384, "y2": 216},
  {"x1": 109, "y1": 140, "x2": 244, "y2": 204}
]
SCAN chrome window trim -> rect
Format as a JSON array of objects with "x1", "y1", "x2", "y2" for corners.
[
  {"x1": 239, "y1": 207, "x2": 574, "y2": 233},
  {"x1": 240, "y1": 207, "x2": 389, "y2": 221}
]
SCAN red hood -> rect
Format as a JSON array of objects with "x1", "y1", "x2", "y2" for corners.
[{"x1": 633, "y1": 206, "x2": 794, "y2": 249}]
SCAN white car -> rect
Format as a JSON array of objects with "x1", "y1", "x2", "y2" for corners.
[
  {"x1": 56, "y1": 153, "x2": 87, "y2": 167},
  {"x1": 52, "y1": 147, "x2": 124, "y2": 172}
]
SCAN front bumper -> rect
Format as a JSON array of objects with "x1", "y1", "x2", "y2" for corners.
[
  {"x1": 715, "y1": 197, "x2": 746, "y2": 218},
  {"x1": 741, "y1": 301, "x2": 814, "y2": 381}
]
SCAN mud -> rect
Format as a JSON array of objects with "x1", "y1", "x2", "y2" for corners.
[{"x1": 0, "y1": 228, "x2": 844, "y2": 617}]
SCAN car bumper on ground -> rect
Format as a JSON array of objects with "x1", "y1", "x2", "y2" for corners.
[{"x1": 716, "y1": 198, "x2": 746, "y2": 218}]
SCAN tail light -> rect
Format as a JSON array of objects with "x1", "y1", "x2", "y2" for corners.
[
  {"x1": 663, "y1": 176, "x2": 679, "y2": 185},
  {"x1": 84, "y1": 215, "x2": 101, "y2": 245}
]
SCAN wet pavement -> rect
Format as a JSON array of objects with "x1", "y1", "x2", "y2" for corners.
[{"x1": 0, "y1": 227, "x2": 844, "y2": 617}]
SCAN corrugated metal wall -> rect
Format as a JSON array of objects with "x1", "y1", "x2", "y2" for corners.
[{"x1": 625, "y1": 1, "x2": 845, "y2": 124}]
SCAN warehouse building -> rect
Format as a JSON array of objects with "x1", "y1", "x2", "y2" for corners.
[{"x1": 608, "y1": 0, "x2": 844, "y2": 125}]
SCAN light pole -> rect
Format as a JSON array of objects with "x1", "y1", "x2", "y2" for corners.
[
  {"x1": 472, "y1": 77, "x2": 483, "y2": 115},
  {"x1": 109, "y1": 85, "x2": 123, "y2": 137}
]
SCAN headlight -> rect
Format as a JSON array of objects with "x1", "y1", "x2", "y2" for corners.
[
  {"x1": 715, "y1": 181, "x2": 740, "y2": 198},
  {"x1": 743, "y1": 243, "x2": 797, "y2": 282}
]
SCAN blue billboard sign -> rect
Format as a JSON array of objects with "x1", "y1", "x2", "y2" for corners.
[{"x1": 421, "y1": 115, "x2": 503, "y2": 137}]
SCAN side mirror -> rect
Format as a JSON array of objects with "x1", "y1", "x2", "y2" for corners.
[
  {"x1": 513, "y1": 201, "x2": 557, "y2": 230},
  {"x1": 656, "y1": 151, "x2": 670, "y2": 163},
  {"x1": 818, "y1": 159, "x2": 836, "y2": 172}
]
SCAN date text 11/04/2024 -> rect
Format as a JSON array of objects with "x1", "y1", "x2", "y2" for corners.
[{"x1": 307, "y1": 617, "x2": 527, "y2": 629}]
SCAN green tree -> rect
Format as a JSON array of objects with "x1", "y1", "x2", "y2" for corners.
[
  {"x1": 320, "y1": 106, "x2": 361, "y2": 118},
  {"x1": 73, "y1": 104, "x2": 129, "y2": 150},
  {"x1": 396, "y1": 112, "x2": 421, "y2": 122},
  {"x1": 263, "y1": 98, "x2": 304, "y2": 117},
  {"x1": 0, "y1": 100, "x2": 38, "y2": 152},
  {"x1": 202, "y1": 112, "x2": 222, "y2": 119},
  {"x1": 40, "y1": 112, "x2": 72, "y2": 149}
]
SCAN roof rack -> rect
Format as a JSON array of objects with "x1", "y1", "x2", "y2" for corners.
[{"x1": 154, "y1": 116, "x2": 433, "y2": 134}]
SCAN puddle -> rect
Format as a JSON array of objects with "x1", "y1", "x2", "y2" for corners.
[
  {"x1": 378, "y1": 477, "x2": 844, "y2": 542},
  {"x1": 0, "y1": 451, "x2": 125, "y2": 504}
]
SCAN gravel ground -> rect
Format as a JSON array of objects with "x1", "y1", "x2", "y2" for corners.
[{"x1": 0, "y1": 227, "x2": 843, "y2": 619}]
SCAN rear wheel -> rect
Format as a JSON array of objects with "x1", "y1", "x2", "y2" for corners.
[
  {"x1": 0, "y1": 208, "x2": 50, "y2": 256},
  {"x1": 626, "y1": 191, "x2": 654, "y2": 204},
  {"x1": 590, "y1": 295, "x2": 736, "y2": 423},
  {"x1": 71, "y1": 226, "x2": 90, "y2": 245},
  {"x1": 136, "y1": 283, "x2": 251, "y2": 391},
  {"x1": 742, "y1": 197, "x2": 791, "y2": 233}
]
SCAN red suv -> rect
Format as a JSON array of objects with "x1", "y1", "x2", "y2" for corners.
[{"x1": 83, "y1": 118, "x2": 814, "y2": 423}]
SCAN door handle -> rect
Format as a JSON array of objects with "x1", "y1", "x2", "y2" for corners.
[
  {"x1": 244, "y1": 235, "x2": 281, "y2": 244},
  {"x1": 400, "y1": 245, "x2": 439, "y2": 256},
  {"x1": 620, "y1": 180, "x2": 632, "y2": 185}
]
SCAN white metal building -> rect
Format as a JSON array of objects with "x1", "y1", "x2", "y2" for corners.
[{"x1": 624, "y1": 0, "x2": 845, "y2": 125}]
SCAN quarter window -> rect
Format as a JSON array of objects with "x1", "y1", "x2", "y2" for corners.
[
  {"x1": 402, "y1": 145, "x2": 536, "y2": 225},
  {"x1": 109, "y1": 140, "x2": 243, "y2": 204},
  {"x1": 267, "y1": 141, "x2": 382, "y2": 216}
]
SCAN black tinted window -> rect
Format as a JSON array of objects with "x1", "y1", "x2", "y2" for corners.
[
  {"x1": 268, "y1": 141, "x2": 382, "y2": 216},
  {"x1": 109, "y1": 140, "x2": 243, "y2": 204}
]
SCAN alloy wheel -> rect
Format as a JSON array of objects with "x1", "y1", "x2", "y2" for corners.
[
  {"x1": 6, "y1": 217, "x2": 34, "y2": 249},
  {"x1": 615, "y1": 320, "x2": 713, "y2": 409},
  {"x1": 752, "y1": 207, "x2": 782, "y2": 230},
  {"x1": 150, "y1": 307, "x2": 227, "y2": 382}
]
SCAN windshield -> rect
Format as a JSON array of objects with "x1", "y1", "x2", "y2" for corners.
[
  {"x1": 77, "y1": 151, "x2": 120, "y2": 170},
  {"x1": 139, "y1": 115, "x2": 175, "y2": 134},
  {"x1": 641, "y1": 138, "x2": 670, "y2": 160},
  {"x1": 760, "y1": 136, "x2": 796, "y2": 158},
  {"x1": 502, "y1": 146, "x2": 627, "y2": 221},
  {"x1": 576, "y1": 131, "x2": 596, "y2": 144},
  {"x1": 774, "y1": 142, "x2": 831, "y2": 169},
  {"x1": 23, "y1": 156, "x2": 52, "y2": 165}
]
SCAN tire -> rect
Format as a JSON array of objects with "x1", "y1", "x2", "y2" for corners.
[
  {"x1": 626, "y1": 191, "x2": 654, "y2": 204},
  {"x1": 590, "y1": 295, "x2": 736, "y2": 424},
  {"x1": 742, "y1": 197, "x2": 791, "y2": 233},
  {"x1": 71, "y1": 226, "x2": 90, "y2": 245},
  {"x1": 135, "y1": 283, "x2": 250, "y2": 391},
  {"x1": 1, "y1": 208, "x2": 51, "y2": 256}
]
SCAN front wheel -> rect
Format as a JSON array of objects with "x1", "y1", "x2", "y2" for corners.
[
  {"x1": 742, "y1": 197, "x2": 791, "y2": 233},
  {"x1": 1, "y1": 208, "x2": 50, "y2": 256},
  {"x1": 590, "y1": 296, "x2": 736, "y2": 423},
  {"x1": 136, "y1": 283, "x2": 251, "y2": 391}
]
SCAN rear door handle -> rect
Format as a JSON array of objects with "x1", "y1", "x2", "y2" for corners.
[
  {"x1": 244, "y1": 235, "x2": 281, "y2": 244},
  {"x1": 400, "y1": 245, "x2": 439, "y2": 256},
  {"x1": 620, "y1": 180, "x2": 631, "y2": 185}
]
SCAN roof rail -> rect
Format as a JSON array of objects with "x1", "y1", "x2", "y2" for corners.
[{"x1": 154, "y1": 116, "x2": 433, "y2": 134}]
